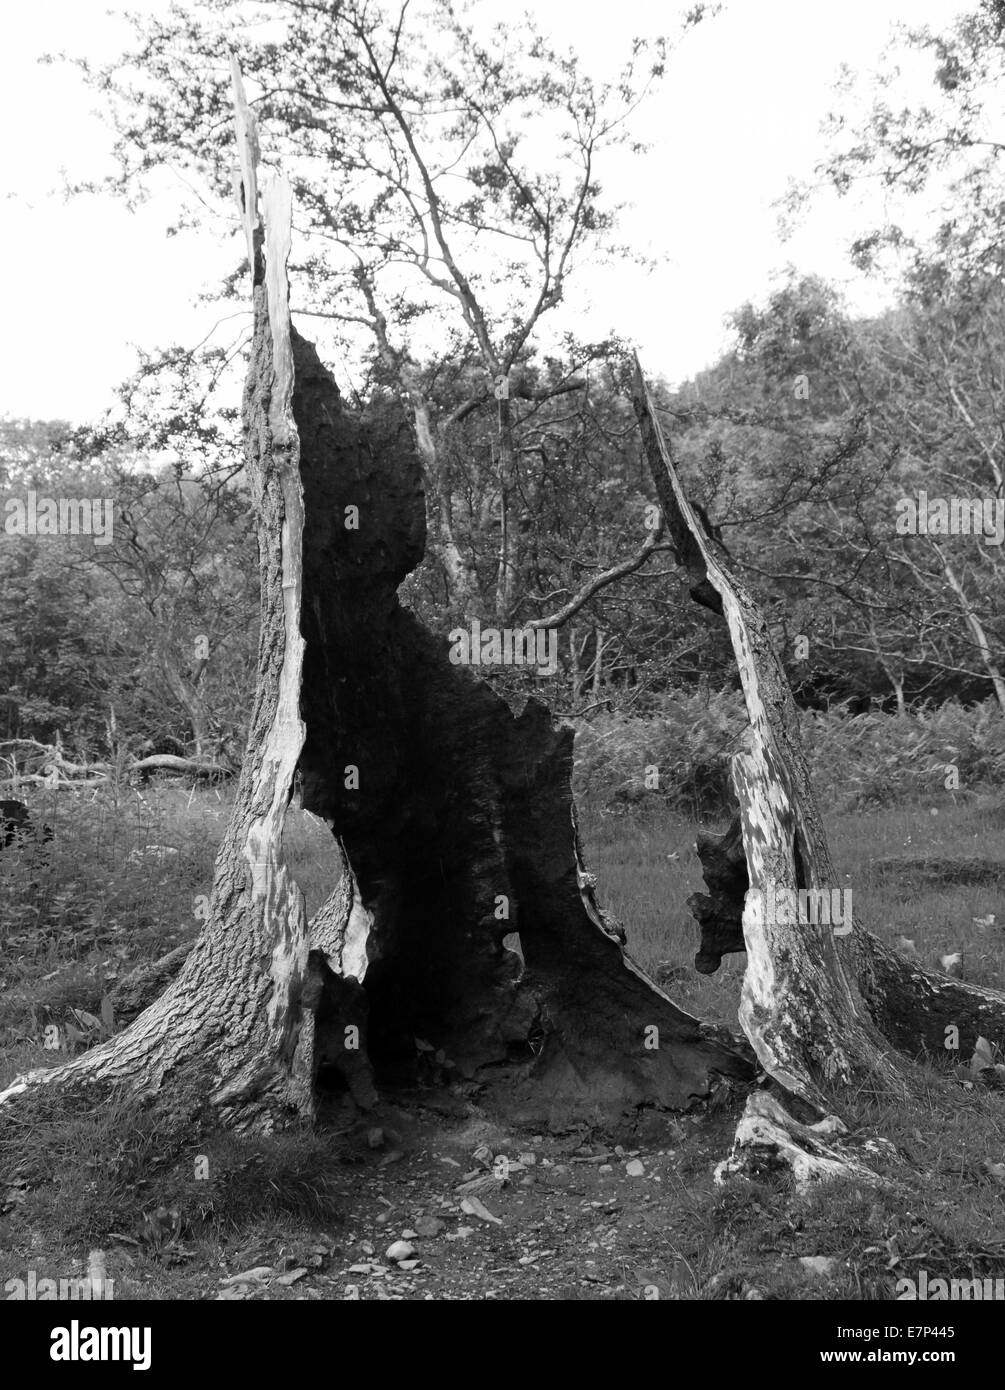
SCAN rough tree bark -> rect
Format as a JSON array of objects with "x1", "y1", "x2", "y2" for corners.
[{"x1": 0, "y1": 67, "x2": 315, "y2": 1133}]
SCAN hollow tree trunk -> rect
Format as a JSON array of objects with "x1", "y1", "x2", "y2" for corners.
[
  {"x1": 290, "y1": 326, "x2": 752, "y2": 1125},
  {"x1": 632, "y1": 358, "x2": 1005, "y2": 1147},
  {"x1": 0, "y1": 69, "x2": 753, "y2": 1133}
]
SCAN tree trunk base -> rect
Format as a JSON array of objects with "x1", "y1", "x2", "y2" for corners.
[{"x1": 714, "y1": 1091, "x2": 900, "y2": 1190}]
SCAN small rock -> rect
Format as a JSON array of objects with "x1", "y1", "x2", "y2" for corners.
[
  {"x1": 386, "y1": 1240, "x2": 416, "y2": 1263},
  {"x1": 414, "y1": 1216, "x2": 445, "y2": 1238},
  {"x1": 625, "y1": 1159, "x2": 645, "y2": 1178},
  {"x1": 460, "y1": 1196, "x2": 502, "y2": 1225},
  {"x1": 518, "y1": 1152, "x2": 537, "y2": 1166},
  {"x1": 360, "y1": 1242, "x2": 375, "y2": 1256},
  {"x1": 400, "y1": 1229, "x2": 419, "y2": 1240},
  {"x1": 799, "y1": 1256, "x2": 837, "y2": 1277},
  {"x1": 220, "y1": 1266, "x2": 274, "y2": 1286},
  {"x1": 277, "y1": 1268, "x2": 308, "y2": 1286},
  {"x1": 446, "y1": 1226, "x2": 476, "y2": 1240},
  {"x1": 598, "y1": 1164, "x2": 613, "y2": 1174},
  {"x1": 397, "y1": 1259, "x2": 420, "y2": 1271}
]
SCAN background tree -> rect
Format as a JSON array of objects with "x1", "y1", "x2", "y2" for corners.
[{"x1": 71, "y1": 0, "x2": 705, "y2": 623}]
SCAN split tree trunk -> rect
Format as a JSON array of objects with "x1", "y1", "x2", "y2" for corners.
[
  {"x1": 0, "y1": 71, "x2": 753, "y2": 1134},
  {"x1": 8, "y1": 75, "x2": 1000, "y2": 1158},
  {"x1": 632, "y1": 358, "x2": 1005, "y2": 1137}
]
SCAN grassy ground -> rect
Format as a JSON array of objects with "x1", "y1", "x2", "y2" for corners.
[
  {"x1": 578, "y1": 793, "x2": 1005, "y2": 1023},
  {"x1": 1, "y1": 782, "x2": 1004, "y2": 1300}
]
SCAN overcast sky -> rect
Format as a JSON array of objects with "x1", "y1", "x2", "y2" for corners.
[{"x1": 0, "y1": 0, "x2": 972, "y2": 423}]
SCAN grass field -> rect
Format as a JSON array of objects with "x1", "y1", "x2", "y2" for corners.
[
  {"x1": 580, "y1": 793, "x2": 1005, "y2": 1022},
  {"x1": 2, "y1": 781, "x2": 1004, "y2": 1300}
]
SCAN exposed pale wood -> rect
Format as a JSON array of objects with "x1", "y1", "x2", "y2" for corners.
[
  {"x1": 715, "y1": 1091, "x2": 899, "y2": 1190},
  {"x1": 633, "y1": 356, "x2": 1005, "y2": 1128},
  {"x1": 633, "y1": 356, "x2": 905, "y2": 1114},
  {"x1": 229, "y1": 52, "x2": 261, "y2": 273}
]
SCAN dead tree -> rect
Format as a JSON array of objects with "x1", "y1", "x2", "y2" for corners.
[
  {"x1": 633, "y1": 362, "x2": 1005, "y2": 1175},
  {"x1": 4, "y1": 68, "x2": 1003, "y2": 1177},
  {"x1": 0, "y1": 66, "x2": 751, "y2": 1135}
]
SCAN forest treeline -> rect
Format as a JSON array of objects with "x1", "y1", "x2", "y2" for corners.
[{"x1": 3, "y1": 265, "x2": 1004, "y2": 765}]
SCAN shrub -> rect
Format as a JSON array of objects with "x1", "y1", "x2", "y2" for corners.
[{"x1": 573, "y1": 692, "x2": 1005, "y2": 817}]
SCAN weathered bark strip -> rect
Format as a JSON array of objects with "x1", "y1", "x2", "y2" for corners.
[
  {"x1": 299, "y1": 841, "x2": 378, "y2": 1107},
  {"x1": 634, "y1": 359, "x2": 905, "y2": 1114},
  {"x1": 291, "y1": 335, "x2": 753, "y2": 1123},
  {"x1": 0, "y1": 67, "x2": 315, "y2": 1134},
  {"x1": 633, "y1": 357, "x2": 1005, "y2": 1121}
]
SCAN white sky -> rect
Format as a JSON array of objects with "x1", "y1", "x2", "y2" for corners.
[{"x1": 0, "y1": 0, "x2": 973, "y2": 423}]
